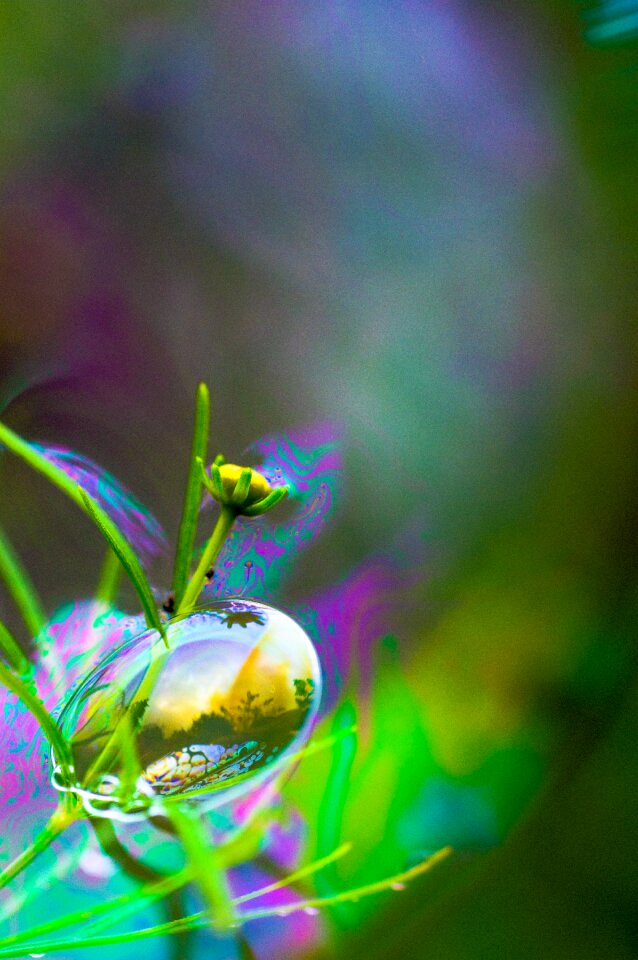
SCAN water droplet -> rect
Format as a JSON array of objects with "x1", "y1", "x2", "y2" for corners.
[
  {"x1": 390, "y1": 882, "x2": 406, "y2": 892},
  {"x1": 54, "y1": 601, "x2": 321, "y2": 817},
  {"x1": 303, "y1": 906, "x2": 320, "y2": 916},
  {"x1": 29, "y1": 954, "x2": 45, "y2": 958}
]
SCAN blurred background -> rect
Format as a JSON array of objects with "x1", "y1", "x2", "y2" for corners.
[{"x1": 1, "y1": 1, "x2": 637, "y2": 957}]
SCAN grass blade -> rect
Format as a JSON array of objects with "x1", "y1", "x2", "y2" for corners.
[
  {"x1": 0, "y1": 522, "x2": 46, "y2": 638},
  {"x1": 0, "y1": 847, "x2": 453, "y2": 957},
  {"x1": 167, "y1": 803, "x2": 236, "y2": 931},
  {"x1": 77, "y1": 487, "x2": 165, "y2": 643},
  {"x1": 0, "y1": 661, "x2": 72, "y2": 772},
  {"x1": 95, "y1": 548, "x2": 122, "y2": 606},
  {"x1": 0, "y1": 420, "x2": 163, "y2": 637},
  {"x1": 0, "y1": 619, "x2": 32, "y2": 677},
  {"x1": 172, "y1": 383, "x2": 210, "y2": 608},
  {"x1": 316, "y1": 699, "x2": 357, "y2": 907}
]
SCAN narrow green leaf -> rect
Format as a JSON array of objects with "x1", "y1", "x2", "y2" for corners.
[
  {"x1": 172, "y1": 383, "x2": 210, "y2": 608},
  {"x1": 316, "y1": 700, "x2": 358, "y2": 902},
  {"x1": 95, "y1": 548, "x2": 122, "y2": 606},
  {"x1": 0, "y1": 419, "x2": 161, "y2": 637},
  {"x1": 167, "y1": 803, "x2": 236, "y2": 931},
  {"x1": 0, "y1": 867, "x2": 190, "y2": 947},
  {"x1": 0, "y1": 847, "x2": 453, "y2": 956},
  {"x1": 0, "y1": 661, "x2": 72, "y2": 772},
  {"x1": 77, "y1": 487, "x2": 165, "y2": 643},
  {"x1": 0, "y1": 420, "x2": 84, "y2": 505},
  {"x1": 0, "y1": 522, "x2": 46, "y2": 638},
  {"x1": 0, "y1": 619, "x2": 31, "y2": 677}
]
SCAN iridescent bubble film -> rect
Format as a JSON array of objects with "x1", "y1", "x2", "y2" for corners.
[
  {"x1": 56, "y1": 601, "x2": 321, "y2": 814},
  {"x1": 203, "y1": 425, "x2": 342, "y2": 601},
  {"x1": 32, "y1": 443, "x2": 166, "y2": 566}
]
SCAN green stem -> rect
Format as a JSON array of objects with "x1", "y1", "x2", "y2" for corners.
[
  {"x1": 91, "y1": 818, "x2": 195, "y2": 960},
  {"x1": 95, "y1": 548, "x2": 122, "y2": 606},
  {"x1": 0, "y1": 660, "x2": 72, "y2": 772},
  {"x1": 167, "y1": 803, "x2": 236, "y2": 932},
  {"x1": 82, "y1": 635, "x2": 170, "y2": 788},
  {"x1": 0, "y1": 522, "x2": 46, "y2": 638},
  {"x1": 0, "y1": 863, "x2": 190, "y2": 947},
  {"x1": 0, "y1": 804, "x2": 75, "y2": 892},
  {"x1": 91, "y1": 817, "x2": 165, "y2": 884},
  {"x1": 0, "y1": 420, "x2": 163, "y2": 640},
  {"x1": 0, "y1": 619, "x2": 32, "y2": 677},
  {"x1": 177, "y1": 504, "x2": 236, "y2": 616},
  {"x1": 0, "y1": 848, "x2": 453, "y2": 957},
  {"x1": 172, "y1": 383, "x2": 210, "y2": 609}
]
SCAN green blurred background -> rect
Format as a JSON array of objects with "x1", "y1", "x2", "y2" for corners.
[{"x1": 1, "y1": 2, "x2": 637, "y2": 957}]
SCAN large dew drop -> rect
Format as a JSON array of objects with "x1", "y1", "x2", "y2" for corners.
[{"x1": 54, "y1": 601, "x2": 321, "y2": 817}]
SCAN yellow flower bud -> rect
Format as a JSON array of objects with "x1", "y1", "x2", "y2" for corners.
[{"x1": 217, "y1": 464, "x2": 272, "y2": 505}]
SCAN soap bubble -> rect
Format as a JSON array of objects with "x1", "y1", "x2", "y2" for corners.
[{"x1": 53, "y1": 601, "x2": 321, "y2": 819}]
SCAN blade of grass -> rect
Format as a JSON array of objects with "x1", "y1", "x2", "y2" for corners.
[
  {"x1": 0, "y1": 619, "x2": 32, "y2": 678},
  {"x1": 0, "y1": 803, "x2": 76, "y2": 893},
  {"x1": 0, "y1": 865, "x2": 191, "y2": 947},
  {"x1": 167, "y1": 803, "x2": 236, "y2": 931},
  {"x1": 78, "y1": 487, "x2": 165, "y2": 644},
  {"x1": 172, "y1": 383, "x2": 210, "y2": 608},
  {"x1": 315, "y1": 699, "x2": 357, "y2": 909},
  {"x1": 95, "y1": 548, "x2": 122, "y2": 606},
  {"x1": 0, "y1": 661, "x2": 72, "y2": 773},
  {"x1": 0, "y1": 522, "x2": 46, "y2": 638},
  {"x1": 237, "y1": 845, "x2": 454, "y2": 920},
  {"x1": 233, "y1": 842, "x2": 352, "y2": 905},
  {"x1": 0, "y1": 421, "x2": 163, "y2": 639},
  {"x1": 0, "y1": 847, "x2": 453, "y2": 957},
  {"x1": 0, "y1": 420, "x2": 86, "y2": 505}
]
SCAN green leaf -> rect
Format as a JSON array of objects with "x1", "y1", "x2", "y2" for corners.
[
  {"x1": 0, "y1": 521, "x2": 46, "y2": 639},
  {"x1": 0, "y1": 618, "x2": 31, "y2": 677},
  {"x1": 0, "y1": 661, "x2": 73, "y2": 779},
  {"x1": 167, "y1": 803, "x2": 236, "y2": 931},
  {"x1": 172, "y1": 383, "x2": 210, "y2": 608},
  {"x1": 0, "y1": 847, "x2": 453, "y2": 956},
  {"x1": 77, "y1": 487, "x2": 166, "y2": 644},
  {"x1": 0, "y1": 419, "x2": 160, "y2": 637}
]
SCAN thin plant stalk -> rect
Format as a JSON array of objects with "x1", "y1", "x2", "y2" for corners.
[
  {"x1": 177, "y1": 504, "x2": 235, "y2": 616},
  {"x1": 0, "y1": 619, "x2": 32, "y2": 678},
  {"x1": 0, "y1": 421, "x2": 163, "y2": 640},
  {"x1": 0, "y1": 661, "x2": 72, "y2": 771},
  {"x1": 0, "y1": 866, "x2": 191, "y2": 948},
  {"x1": 78, "y1": 487, "x2": 166, "y2": 644},
  {"x1": 167, "y1": 803, "x2": 236, "y2": 932},
  {"x1": 0, "y1": 803, "x2": 76, "y2": 893},
  {"x1": 316, "y1": 699, "x2": 358, "y2": 909},
  {"x1": 95, "y1": 548, "x2": 122, "y2": 606},
  {"x1": 0, "y1": 522, "x2": 46, "y2": 638},
  {"x1": 0, "y1": 847, "x2": 453, "y2": 957},
  {"x1": 172, "y1": 383, "x2": 210, "y2": 609}
]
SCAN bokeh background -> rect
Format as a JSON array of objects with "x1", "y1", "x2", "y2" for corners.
[{"x1": 1, "y1": 2, "x2": 638, "y2": 958}]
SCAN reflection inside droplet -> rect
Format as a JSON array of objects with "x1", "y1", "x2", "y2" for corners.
[{"x1": 54, "y1": 601, "x2": 321, "y2": 816}]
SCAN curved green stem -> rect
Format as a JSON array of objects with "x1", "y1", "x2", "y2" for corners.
[
  {"x1": 91, "y1": 818, "x2": 195, "y2": 960},
  {"x1": 0, "y1": 804, "x2": 75, "y2": 892},
  {"x1": 95, "y1": 548, "x2": 122, "y2": 606},
  {"x1": 0, "y1": 522, "x2": 46, "y2": 639},
  {"x1": 0, "y1": 619, "x2": 31, "y2": 678},
  {"x1": 0, "y1": 660, "x2": 72, "y2": 771},
  {"x1": 167, "y1": 803, "x2": 236, "y2": 932},
  {"x1": 177, "y1": 504, "x2": 236, "y2": 616},
  {"x1": 0, "y1": 847, "x2": 453, "y2": 957},
  {"x1": 172, "y1": 383, "x2": 210, "y2": 609}
]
